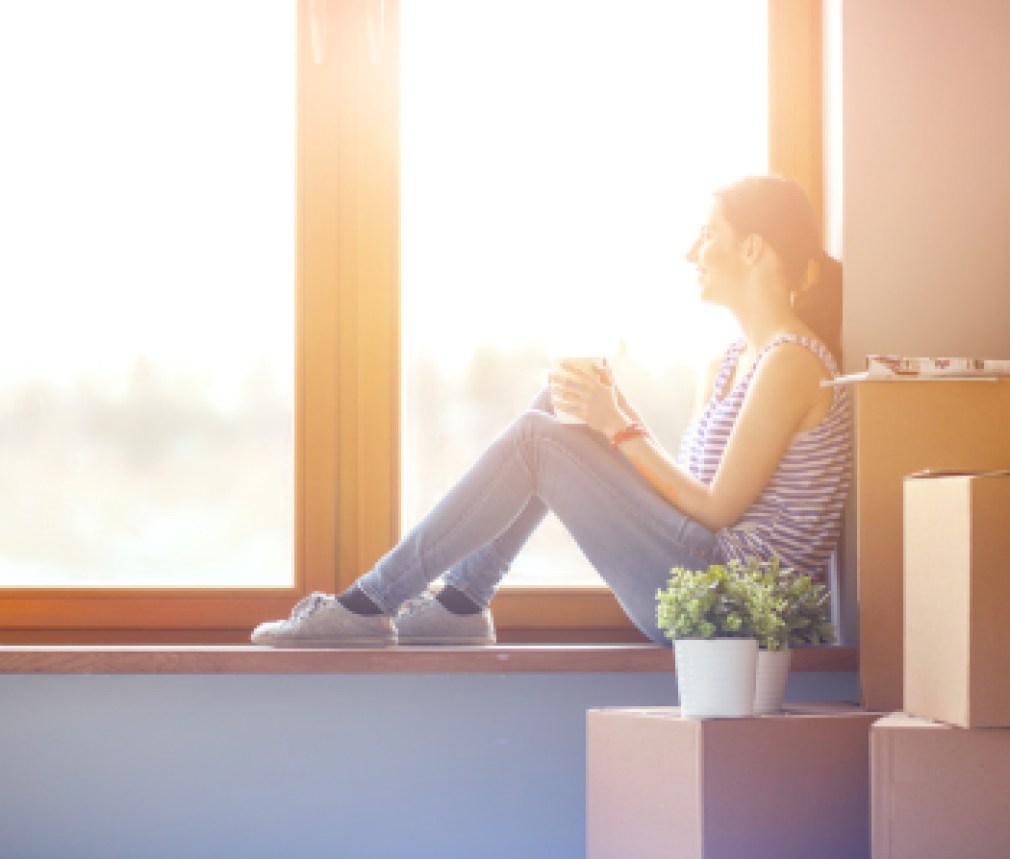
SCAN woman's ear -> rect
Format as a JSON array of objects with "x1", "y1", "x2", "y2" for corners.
[{"x1": 742, "y1": 233, "x2": 764, "y2": 265}]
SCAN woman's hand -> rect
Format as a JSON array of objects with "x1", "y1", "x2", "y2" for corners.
[{"x1": 548, "y1": 359, "x2": 630, "y2": 438}]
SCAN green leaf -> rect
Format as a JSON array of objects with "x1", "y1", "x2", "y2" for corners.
[{"x1": 655, "y1": 556, "x2": 835, "y2": 646}]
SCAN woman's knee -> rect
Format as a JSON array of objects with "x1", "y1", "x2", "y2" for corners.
[
  {"x1": 530, "y1": 386, "x2": 554, "y2": 413},
  {"x1": 512, "y1": 407, "x2": 600, "y2": 453},
  {"x1": 508, "y1": 407, "x2": 559, "y2": 448}
]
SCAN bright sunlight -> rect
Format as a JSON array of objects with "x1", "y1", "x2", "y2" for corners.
[
  {"x1": 0, "y1": 1, "x2": 295, "y2": 587},
  {"x1": 400, "y1": 0, "x2": 768, "y2": 586}
]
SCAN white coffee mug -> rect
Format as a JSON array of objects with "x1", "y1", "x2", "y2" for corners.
[{"x1": 550, "y1": 356, "x2": 602, "y2": 424}]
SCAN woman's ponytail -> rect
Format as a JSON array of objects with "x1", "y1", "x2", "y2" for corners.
[{"x1": 793, "y1": 251, "x2": 843, "y2": 367}]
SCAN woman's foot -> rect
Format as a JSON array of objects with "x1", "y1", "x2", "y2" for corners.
[
  {"x1": 251, "y1": 592, "x2": 396, "y2": 647},
  {"x1": 395, "y1": 590, "x2": 496, "y2": 646}
]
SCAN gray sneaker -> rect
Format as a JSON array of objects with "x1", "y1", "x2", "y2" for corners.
[
  {"x1": 251, "y1": 592, "x2": 395, "y2": 647},
  {"x1": 395, "y1": 591, "x2": 496, "y2": 645}
]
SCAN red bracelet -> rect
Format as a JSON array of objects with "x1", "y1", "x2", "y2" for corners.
[{"x1": 609, "y1": 422, "x2": 647, "y2": 448}]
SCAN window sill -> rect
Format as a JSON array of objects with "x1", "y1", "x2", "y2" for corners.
[{"x1": 0, "y1": 644, "x2": 857, "y2": 675}]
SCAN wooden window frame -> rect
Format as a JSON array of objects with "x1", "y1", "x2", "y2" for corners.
[{"x1": 1, "y1": 0, "x2": 823, "y2": 644}]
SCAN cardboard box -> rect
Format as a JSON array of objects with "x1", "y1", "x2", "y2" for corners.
[
  {"x1": 871, "y1": 713, "x2": 1010, "y2": 858},
  {"x1": 586, "y1": 705, "x2": 879, "y2": 859},
  {"x1": 904, "y1": 471, "x2": 1010, "y2": 727},
  {"x1": 853, "y1": 379, "x2": 1010, "y2": 711}
]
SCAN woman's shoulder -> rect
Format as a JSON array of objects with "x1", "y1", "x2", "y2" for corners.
[
  {"x1": 764, "y1": 331, "x2": 839, "y2": 375},
  {"x1": 747, "y1": 335, "x2": 838, "y2": 428},
  {"x1": 756, "y1": 336, "x2": 833, "y2": 384}
]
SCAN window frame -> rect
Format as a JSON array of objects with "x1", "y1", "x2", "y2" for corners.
[{"x1": 1, "y1": 0, "x2": 823, "y2": 644}]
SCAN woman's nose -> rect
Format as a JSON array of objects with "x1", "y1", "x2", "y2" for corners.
[{"x1": 685, "y1": 236, "x2": 701, "y2": 263}]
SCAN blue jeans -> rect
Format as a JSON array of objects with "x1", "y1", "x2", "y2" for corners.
[{"x1": 357, "y1": 390, "x2": 722, "y2": 644}]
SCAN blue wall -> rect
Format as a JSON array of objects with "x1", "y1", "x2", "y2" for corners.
[{"x1": 0, "y1": 671, "x2": 857, "y2": 859}]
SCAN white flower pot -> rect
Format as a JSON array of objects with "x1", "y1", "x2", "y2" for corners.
[
  {"x1": 754, "y1": 648, "x2": 792, "y2": 715},
  {"x1": 674, "y1": 638, "x2": 758, "y2": 718}
]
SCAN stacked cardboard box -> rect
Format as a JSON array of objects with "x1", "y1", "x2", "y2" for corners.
[
  {"x1": 870, "y1": 472, "x2": 1010, "y2": 857},
  {"x1": 587, "y1": 705, "x2": 879, "y2": 859},
  {"x1": 872, "y1": 714, "x2": 1010, "y2": 858},
  {"x1": 852, "y1": 378, "x2": 1010, "y2": 712},
  {"x1": 903, "y1": 471, "x2": 1010, "y2": 729}
]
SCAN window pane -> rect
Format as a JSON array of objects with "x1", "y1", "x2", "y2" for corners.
[
  {"x1": 0, "y1": 1, "x2": 296, "y2": 587},
  {"x1": 401, "y1": 1, "x2": 766, "y2": 586}
]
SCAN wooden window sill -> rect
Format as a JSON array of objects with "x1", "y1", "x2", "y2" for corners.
[{"x1": 0, "y1": 644, "x2": 857, "y2": 675}]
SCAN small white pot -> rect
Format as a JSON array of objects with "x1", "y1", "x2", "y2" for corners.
[
  {"x1": 754, "y1": 648, "x2": 792, "y2": 715},
  {"x1": 674, "y1": 638, "x2": 758, "y2": 718}
]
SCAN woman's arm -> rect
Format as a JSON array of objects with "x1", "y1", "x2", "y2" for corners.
[
  {"x1": 554, "y1": 343, "x2": 831, "y2": 531},
  {"x1": 701, "y1": 343, "x2": 832, "y2": 521}
]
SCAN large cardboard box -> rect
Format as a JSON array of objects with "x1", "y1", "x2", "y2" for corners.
[
  {"x1": 853, "y1": 379, "x2": 1010, "y2": 711},
  {"x1": 904, "y1": 471, "x2": 1010, "y2": 728},
  {"x1": 586, "y1": 705, "x2": 879, "y2": 859},
  {"x1": 871, "y1": 713, "x2": 1010, "y2": 858}
]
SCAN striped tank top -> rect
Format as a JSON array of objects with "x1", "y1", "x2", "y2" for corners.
[{"x1": 678, "y1": 334, "x2": 852, "y2": 581}]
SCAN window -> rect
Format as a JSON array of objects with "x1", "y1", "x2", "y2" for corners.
[
  {"x1": 1, "y1": 1, "x2": 295, "y2": 590},
  {"x1": 2, "y1": 0, "x2": 822, "y2": 643},
  {"x1": 401, "y1": 0, "x2": 766, "y2": 593},
  {"x1": 0, "y1": 0, "x2": 361, "y2": 642}
]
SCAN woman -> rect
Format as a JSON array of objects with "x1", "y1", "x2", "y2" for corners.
[{"x1": 252, "y1": 174, "x2": 850, "y2": 647}]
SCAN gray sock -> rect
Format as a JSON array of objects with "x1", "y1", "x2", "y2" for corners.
[
  {"x1": 337, "y1": 585, "x2": 384, "y2": 616},
  {"x1": 436, "y1": 585, "x2": 482, "y2": 615}
]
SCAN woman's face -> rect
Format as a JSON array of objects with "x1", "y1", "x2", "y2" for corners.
[{"x1": 686, "y1": 200, "x2": 747, "y2": 304}]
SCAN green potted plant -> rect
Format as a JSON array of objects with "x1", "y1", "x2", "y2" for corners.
[
  {"x1": 656, "y1": 562, "x2": 782, "y2": 718},
  {"x1": 737, "y1": 557, "x2": 836, "y2": 713}
]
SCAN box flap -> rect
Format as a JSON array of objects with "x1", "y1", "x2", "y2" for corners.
[{"x1": 905, "y1": 469, "x2": 1010, "y2": 481}]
